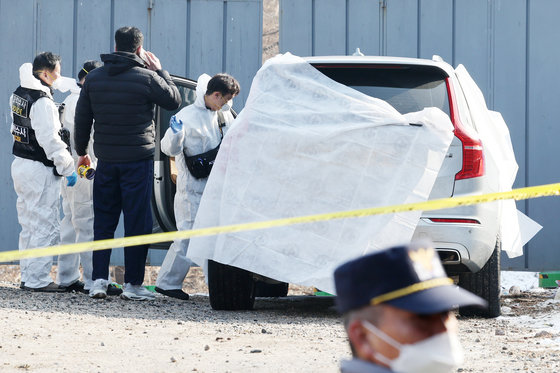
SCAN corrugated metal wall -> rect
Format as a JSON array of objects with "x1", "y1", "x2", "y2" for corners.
[
  {"x1": 280, "y1": 0, "x2": 560, "y2": 271},
  {"x1": 0, "y1": 0, "x2": 262, "y2": 264}
]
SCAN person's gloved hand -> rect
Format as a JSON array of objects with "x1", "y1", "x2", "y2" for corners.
[
  {"x1": 170, "y1": 115, "x2": 183, "y2": 134},
  {"x1": 66, "y1": 172, "x2": 78, "y2": 187}
]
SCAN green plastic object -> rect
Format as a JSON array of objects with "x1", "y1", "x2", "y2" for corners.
[
  {"x1": 538, "y1": 271, "x2": 560, "y2": 289},
  {"x1": 313, "y1": 288, "x2": 333, "y2": 296},
  {"x1": 144, "y1": 285, "x2": 157, "y2": 293}
]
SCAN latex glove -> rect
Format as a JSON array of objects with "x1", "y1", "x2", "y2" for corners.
[
  {"x1": 170, "y1": 115, "x2": 183, "y2": 134},
  {"x1": 66, "y1": 172, "x2": 78, "y2": 187}
]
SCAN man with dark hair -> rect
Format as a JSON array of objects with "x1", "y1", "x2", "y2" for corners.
[
  {"x1": 114, "y1": 26, "x2": 144, "y2": 53},
  {"x1": 57, "y1": 60, "x2": 122, "y2": 296},
  {"x1": 10, "y1": 52, "x2": 77, "y2": 292},
  {"x1": 155, "y1": 73, "x2": 239, "y2": 300},
  {"x1": 334, "y1": 241, "x2": 487, "y2": 373},
  {"x1": 74, "y1": 26, "x2": 181, "y2": 300}
]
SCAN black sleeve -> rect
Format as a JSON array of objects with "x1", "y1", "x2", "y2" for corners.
[
  {"x1": 149, "y1": 69, "x2": 182, "y2": 111},
  {"x1": 74, "y1": 82, "x2": 94, "y2": 156}
]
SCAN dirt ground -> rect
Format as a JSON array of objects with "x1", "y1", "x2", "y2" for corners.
[{"x1": 1, "y1": 265, "x2": 560, "y2": 372}]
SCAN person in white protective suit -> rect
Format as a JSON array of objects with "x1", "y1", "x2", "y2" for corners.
[
  {"x1": 55, "y1": 61, "x2": 123, "y2": 296},
  {"x1": 155, "y1": 73, "x2": 240, "y2": 300},
  {"x1": 9, "y1": 52, "x2": 78, "y2": 292}
]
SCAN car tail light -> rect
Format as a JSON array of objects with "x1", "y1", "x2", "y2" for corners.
[
  {"x1": 446, "y1": 78, "x2": 485, "y2": 180},
  {"x1": 428, "y1": 218, "x2": 480, "y2": 224}
]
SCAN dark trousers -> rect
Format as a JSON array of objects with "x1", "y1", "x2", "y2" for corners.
[{"x1": 92, "y1": 159, "x2": 154, "y2": 285}]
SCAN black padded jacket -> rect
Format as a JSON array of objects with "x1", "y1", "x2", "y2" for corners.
[{"x1": 74, "y1": 51, "x2": 181, "y2": 162}]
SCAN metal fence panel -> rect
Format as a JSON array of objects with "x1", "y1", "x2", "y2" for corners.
[
  {"x1": 386, "y1": 0, "x2": 417, "y2": 57},
  {"x1": 279, "y1": 0, "x2": 312, "y2": 56},
  {"x1": 0, "y1": 0, "x2": 262, "y2": 265},
  {"x1": 347, "y1": 0, "x2": 380, "y2": 56},
  {"x1": 454, "y1": 0, "x2": 491, "y2": 103},
  {"x1": 493, "y1": 0, "x2": 527, "y2": 270},
  {"x1": 0, "y1": 0, "x2": 37, "y2": 262},
  {"x1": 225, "y1": 0, "x2": 263, "y2": 105},
  {"x1": 150, "y1": 0, "x2": 189, "y2": 77},
  {"x1": 525, "y1": 0, "x2": 560, "y2": 271},
  {"x1": 279, "y1": 0, "x2": 560, "y2": 270},
  {"x1": 189, "y1": 0, "x2": 224, "y2": 79},
  {"x1": 418, "y1": 0, "x2": 453, "y2": 61},
  {"x1": 75, "y1": 1, "x2": 113, "y2": 79},
  {"x1": 313, "y1": 0, "x2": 346, "y2": 56}
]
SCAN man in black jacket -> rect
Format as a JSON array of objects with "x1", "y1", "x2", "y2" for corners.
[{"x1": 74, "y1": 26, "x2": 181, "y2": 300}]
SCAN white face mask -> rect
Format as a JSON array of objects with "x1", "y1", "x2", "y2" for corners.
[
  {"x1": 51, "y1": 76, "x2": 78, "y2": 92},
  {"x1": 363, "y1": 320, "x2": 464, "y2": 373},
  {"x1": 220, "y1": 102, "x2": 231, "y2": 112}
]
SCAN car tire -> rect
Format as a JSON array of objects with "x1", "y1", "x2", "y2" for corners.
[
  {"x1": 208, "y1": 260, "x2": 256, "y2": 310},
  {"x1": 458, "y1": 239, "x2": 501, "y2": 318},
  {"x1": 254, "y1": 281, "x2": 289, "y2": 297}
]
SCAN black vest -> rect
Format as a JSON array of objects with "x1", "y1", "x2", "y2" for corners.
[{"x1": 11, "y1": 86, "x2": 69, "y2": 174}]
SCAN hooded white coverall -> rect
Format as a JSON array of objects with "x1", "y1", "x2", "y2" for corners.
[
  {"x1": 10, "y1": 63, "x2": 75, "y2": 289},
  {"x1": 156, "y1": 74, "x2": 235, "y2": 290},
  {"x1": 55, "y1": 80, "x2": 95, "y2": 289}
]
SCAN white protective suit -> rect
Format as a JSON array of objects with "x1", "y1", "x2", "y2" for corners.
[
  {"x1": 55, "y1": 79, "x2": 95, "y2": 289},
  {"x1": 156, "y1": 74, "x2": 235, "y2": 290},
  {"x1": 10, "y1": 63, "x2": 75, "y2": 289}
]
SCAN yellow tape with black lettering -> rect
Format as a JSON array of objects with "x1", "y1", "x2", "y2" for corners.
[{"x1": 1, "y1": 182, "x2": 559, "y2": 263}]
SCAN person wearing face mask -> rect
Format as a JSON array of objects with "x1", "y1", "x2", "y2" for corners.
[
  {"x1": 154, "y1": 73, "x2": 239, "y2": 300},
  {"x1": 9, "y1": 52, "x2": 78, "y2": 292},
  {"x1": 334, "y1": 241, "x2": 488, "y2": 373},
  {"x1": 74, "y1": 26, "x2": 181, "y2": 300},
  {"x1": 55, "y1": 60, "x2": 122, "y2": 296}
]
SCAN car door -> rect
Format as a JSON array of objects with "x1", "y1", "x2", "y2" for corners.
[{"x1": 151, "y1": 76, "x2": 197, "y2": 245}]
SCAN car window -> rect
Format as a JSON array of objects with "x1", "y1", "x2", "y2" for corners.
[
  {"x1": 159, "y1": 82, "x2": 197, "y2": 137},
  {"x1": 313, "y1": 64, "x2": 450, "y2": 116}
]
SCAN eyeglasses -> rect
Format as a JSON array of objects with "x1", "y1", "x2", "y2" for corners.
[{"x1": 219, "y1": 94, "x2": 229, "y2": 106}]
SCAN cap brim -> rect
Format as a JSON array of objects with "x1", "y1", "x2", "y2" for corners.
[{"x1": 387, "y1": 284, "x2": 488, "y2": 314}]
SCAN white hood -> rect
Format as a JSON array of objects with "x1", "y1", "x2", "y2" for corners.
[
  {"x1": 19, "y1": 63, "x2": 51, "y2": 96},
  {"x1": 194, "y1": 73, "x2": 211, "y2": 108}
]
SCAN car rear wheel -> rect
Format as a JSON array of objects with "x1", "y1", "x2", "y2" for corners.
[
  {"x1": 208, "y1": 260, "x2": 255, "y2": 310},
  {"x1": 458, "y1": 239, "x2": 501, "y2": 318}
]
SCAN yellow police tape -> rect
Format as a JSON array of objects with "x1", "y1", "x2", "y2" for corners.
[{"x1": 1, "y1": 182, "x2": 559, "y2": 263}]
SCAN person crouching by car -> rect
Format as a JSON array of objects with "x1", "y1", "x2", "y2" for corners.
[
  {"x1": 155, "y1": 73, "x2": 240, "y2": 300},
  {"x1": 333, "y1": 241, "x2": 487, "y2": 373}
]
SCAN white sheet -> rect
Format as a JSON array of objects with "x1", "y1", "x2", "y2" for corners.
[
  {"x1": 187, "y1": 53, "x2": 454, "y2": 294},
  {"x1": 454, "y1": 65, "x2": 542, "y2": 257}
]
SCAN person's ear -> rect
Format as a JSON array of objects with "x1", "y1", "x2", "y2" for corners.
[{"x1": 347, "y1": 320, "x2": 376, "y2": 361}]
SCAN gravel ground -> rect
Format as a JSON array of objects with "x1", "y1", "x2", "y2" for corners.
[{"x1": 1, "y1": 265, "x2": 560, "y2": 372}]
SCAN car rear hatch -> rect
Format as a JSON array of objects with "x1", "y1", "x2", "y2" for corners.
[{"x1": 310, "y1": 62, "x2": 463, "y2": 198}]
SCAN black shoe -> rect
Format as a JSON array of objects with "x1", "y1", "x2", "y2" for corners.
[
  {"x1": 106, "y1": 283, "x2": 123, "y2": 296},
  {"x1": 60, "y1": 280, "x2": 87, "y2": 294},
  {"x1": 22, "y1": 282, "x2": 65, "y2": 293},
  {"x1": 155, "y1": 287, "x2": 189, "y2": 300}
]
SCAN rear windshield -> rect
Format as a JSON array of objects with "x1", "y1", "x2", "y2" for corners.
[{"x1": 313, "y1": 64, "x2": 450, "y2": 116}]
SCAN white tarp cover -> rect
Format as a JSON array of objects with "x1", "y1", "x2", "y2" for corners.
[
  {"x1": 454, "y1": 65, "x2": 542, "y2": 257},
  {"x1": 187, "y1": 53, "x2": 454, "y2": 294}
]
